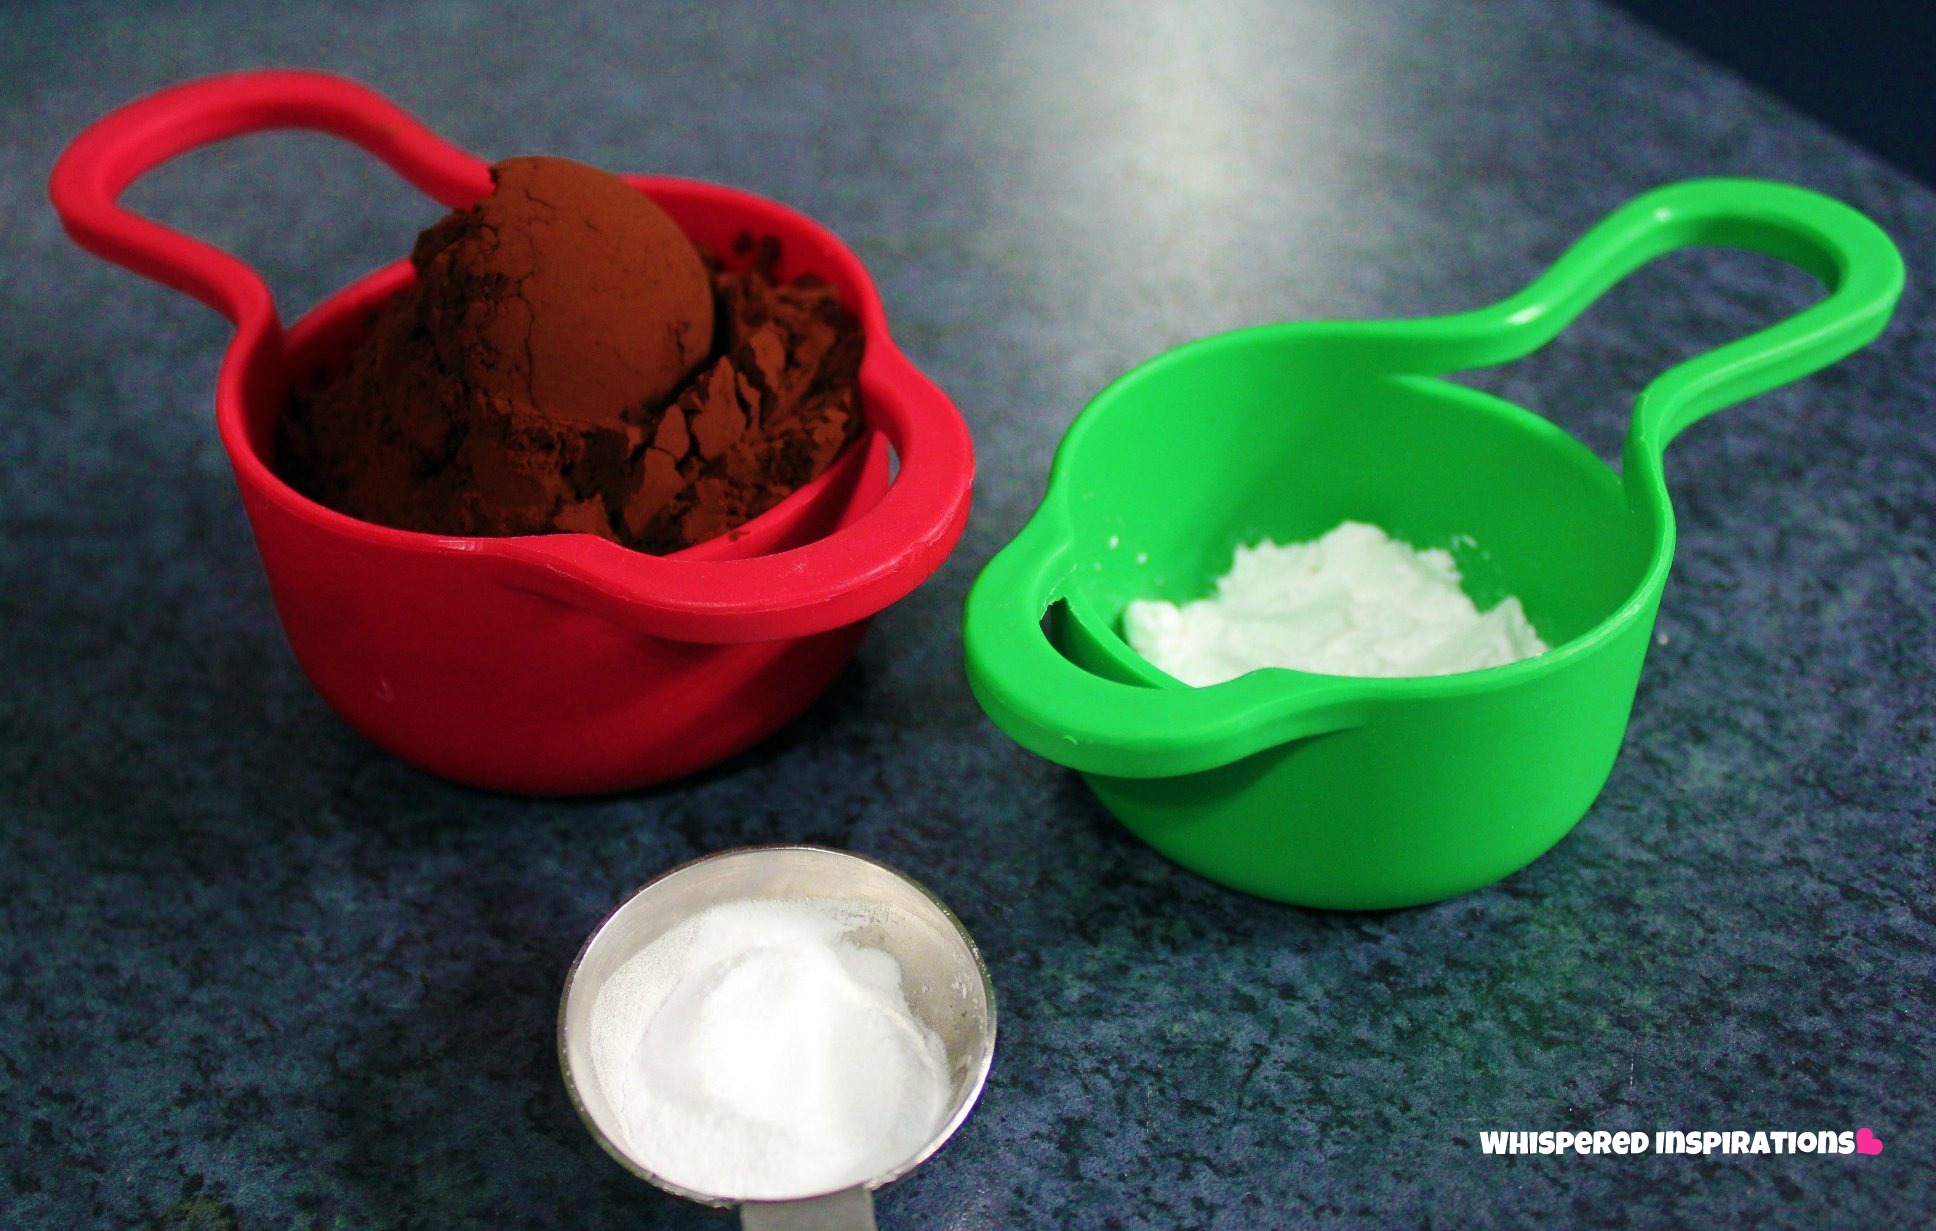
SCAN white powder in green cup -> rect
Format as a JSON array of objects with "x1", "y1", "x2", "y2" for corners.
[{"x1": 1124, "y1": 521, "x2": 1548, "y2": 685}]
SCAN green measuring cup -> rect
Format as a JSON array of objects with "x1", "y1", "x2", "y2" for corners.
[{"x1": 963, "y1": 179, "x2": 1902, "y2": 910}]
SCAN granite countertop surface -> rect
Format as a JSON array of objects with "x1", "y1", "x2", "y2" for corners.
[{"x1": 2, "y1": 1, "x2": 1931, "y2": 1227}]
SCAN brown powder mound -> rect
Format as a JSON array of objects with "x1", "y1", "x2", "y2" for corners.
[
  {"x1": 276, "y1": 157, "x2": 863, "y2": 554},
  {"x1": 422, "y1": 155, "x2": 717, "y2": 425},
  {"x1": 620, "y1": 235, "x2": 864, "y2": 553}
]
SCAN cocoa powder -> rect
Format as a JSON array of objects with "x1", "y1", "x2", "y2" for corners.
[{"x1": 277, "y1": 157, "x2": 863, "y2": 554}]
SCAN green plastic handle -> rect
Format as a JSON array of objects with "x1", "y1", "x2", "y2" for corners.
[
  {"x1": 1335, "y1": 178, "x2": 1904, "y2": 451},
  {"x1": 964, "y1": 178, "x2": 1904, "y2": 779}
]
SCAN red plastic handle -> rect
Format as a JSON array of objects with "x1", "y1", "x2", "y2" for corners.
[{"x1": 49, "y1": 69, "x2": 490, "y2": 327}]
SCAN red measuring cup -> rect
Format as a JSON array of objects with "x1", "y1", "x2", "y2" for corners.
[{"x1": 50, "y1": 70, "x2": 975, "y2": 795}]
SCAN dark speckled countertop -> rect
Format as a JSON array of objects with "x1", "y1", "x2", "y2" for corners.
[{"x1": 2, "y1": 2, "x2": 1931, "y2": 1227}]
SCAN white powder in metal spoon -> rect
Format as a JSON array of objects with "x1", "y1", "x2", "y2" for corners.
[
  {"x1": 1124, "y1": 521, "x2": 1548, "y2": 684},
  {"x1": 588, "y1": 898, "x2": 952, "y2": 1201}
]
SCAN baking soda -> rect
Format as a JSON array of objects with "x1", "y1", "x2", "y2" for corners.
[
  {"x1": 588, "y1": 898, "x2": 951, "y2": 1200},
  {"x1": 1123, "y1": 521, "x2": 1548, "y2": 685}
]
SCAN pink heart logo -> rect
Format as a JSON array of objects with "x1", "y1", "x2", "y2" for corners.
[{"x1": 1856, "y1": 1128, "x2": 1884, "y2": 1156}]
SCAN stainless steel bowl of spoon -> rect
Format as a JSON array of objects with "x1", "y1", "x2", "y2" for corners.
[{"x1": 559, "y1": 846, "x2": 997, "y2": 1230}]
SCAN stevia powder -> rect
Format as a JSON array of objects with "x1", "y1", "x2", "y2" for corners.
[{"x1": 1124, "y1": 521, "x2": 1549, "y2": 684}]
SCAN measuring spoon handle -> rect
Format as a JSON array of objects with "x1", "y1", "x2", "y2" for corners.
[
  {"x1": 1377, "y1": 178, "x2": 1903, "y2": 452},
  {"x1": 1514, "y1": 179, "x2": 1902, "y2": 452},
  {"x1": 740, "y1": 1187, "x2": 877, "y2": 1231},
  {"x1": 49, "y1": 69, "x2": 490, "y2": 328}
]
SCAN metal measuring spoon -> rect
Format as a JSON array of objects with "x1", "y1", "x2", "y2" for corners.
[{"x1": 559, "y1": 846, "x2": 997, "y2": 1230}]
